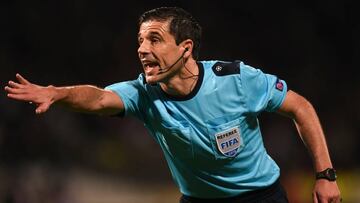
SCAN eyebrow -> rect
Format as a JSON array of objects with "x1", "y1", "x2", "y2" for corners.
[{"x1": 138, "y1": 31, "x2": 163, "y2": 39}]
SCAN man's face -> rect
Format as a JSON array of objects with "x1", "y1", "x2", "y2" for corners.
[{"x1": 138, "y1": 20, "x2": 184, "y2": 84}]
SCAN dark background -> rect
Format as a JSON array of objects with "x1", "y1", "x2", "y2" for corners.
[{"x1": 1, "y1": 0, "x2": 359, "y2": 202}]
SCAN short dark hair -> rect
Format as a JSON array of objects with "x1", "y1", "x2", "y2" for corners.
[{"x1": 139, "y1": 7, "x2": 202, "y2": 60}]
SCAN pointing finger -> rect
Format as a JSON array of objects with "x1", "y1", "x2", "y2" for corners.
[
  {"x1": 6, "y1": 93, "x2": 32, "y2": 101},
  {"x1": 8, "y1": 81, "x2": 24, "y2": 88},
  {"x1": 5, "y1": 86, "x2": 27, "y2": 94}
]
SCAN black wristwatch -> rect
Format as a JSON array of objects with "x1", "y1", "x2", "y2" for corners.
[{"x1": 316, "y1": 168, "x2": 337, "y2": 181}]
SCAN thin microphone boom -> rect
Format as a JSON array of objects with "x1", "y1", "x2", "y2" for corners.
[{"x1": 158, "y1": 48, "x2": 188, "y2": 74}]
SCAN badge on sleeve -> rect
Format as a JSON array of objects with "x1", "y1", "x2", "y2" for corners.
[
  {"x1": 275, "y1": 78, "x2": 284, "y2": 91},
  {"x1": 215, "y1": 126, "x2": 242, "y2": 157}
]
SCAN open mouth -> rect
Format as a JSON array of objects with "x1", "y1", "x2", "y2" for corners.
[
  {"x1": 143, "y1": 61, "x2": 160, "y2": 69},
  {"x1": 142, "y1": 60, "x2": 161, "y2": 75}
]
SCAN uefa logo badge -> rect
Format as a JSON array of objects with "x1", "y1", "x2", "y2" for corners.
[{"x1": 215, "y1": 65, "x2": 222, "y2": 72}]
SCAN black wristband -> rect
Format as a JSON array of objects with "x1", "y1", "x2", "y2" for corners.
[{"x1": 316, "y1": 168, "x2": 337, "y2": 181}]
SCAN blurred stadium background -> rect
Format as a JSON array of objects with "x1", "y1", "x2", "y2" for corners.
[{"x1": 1, "y1": 0, "x2": 359, "y2": 202}]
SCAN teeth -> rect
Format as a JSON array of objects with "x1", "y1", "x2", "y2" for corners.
[{"x1": 144, "y1": 62, "x2": 158, "y2": 68}]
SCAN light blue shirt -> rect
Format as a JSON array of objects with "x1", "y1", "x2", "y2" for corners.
[{"x1": 106, "y1": 60, "x2": 288, "y2": 198}]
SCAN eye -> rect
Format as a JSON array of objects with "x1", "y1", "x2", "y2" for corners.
[
  {"x1": 150, "y1": 37, "x2": 160, "y2": 44},
  {"x1": 138, "y1": 38, "x2": 143, "y2": 45}
]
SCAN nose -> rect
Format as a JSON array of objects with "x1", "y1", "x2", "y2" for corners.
[{"x1": 138, "y1": 41, "x2": 150, "y2": 58}]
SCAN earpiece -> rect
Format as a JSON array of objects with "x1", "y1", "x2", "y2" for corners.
[{"x1": 158, "y1": 47, "x2": 189, "y2": 74}]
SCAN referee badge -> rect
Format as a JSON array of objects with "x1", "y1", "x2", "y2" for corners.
[{"x1": 215, "y1": 126, "x2": 242, "y2": 157}]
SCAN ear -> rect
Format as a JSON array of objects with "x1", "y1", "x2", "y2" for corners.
[{"x1": 181, "y1": 39, "x2": 193, "y2": 58}]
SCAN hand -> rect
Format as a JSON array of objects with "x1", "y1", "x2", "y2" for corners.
[
  {"x1": 313, "y1": 179, "x2": 341, "y2": 203},
  {"x1": 5, "y1": 73, "x2": 55, "y2": 114}
]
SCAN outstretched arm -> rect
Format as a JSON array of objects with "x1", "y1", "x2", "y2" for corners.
[
  {"x1": 277, "y1": 90, "x2": 341, "y2": 203},
  {"x1": 5, "y1": 73, "x2": 124, "y2": 115}
]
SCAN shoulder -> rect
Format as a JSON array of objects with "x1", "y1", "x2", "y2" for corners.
[
  {"x1": 199, "y1": 60, "x2": 244, "y2": 76},
  {"x1": 212, "y1": 60, "x2": 241, "y2": 76},
  {"x1": 199, "y1": 60, "x2": 266, "y2": 79}
]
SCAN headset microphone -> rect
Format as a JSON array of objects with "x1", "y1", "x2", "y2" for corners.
[{"x1": 158, "y1": 47, "x2": 189, "y2": 74}]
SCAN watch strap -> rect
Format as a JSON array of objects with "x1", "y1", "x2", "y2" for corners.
[{"x1": 316, "y1": 168, "x2": 337, "y2": 181}]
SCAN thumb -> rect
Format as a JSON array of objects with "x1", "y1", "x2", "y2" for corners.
[{"x1": 35, "y1": 103, "x2": 50, "y2": 114}]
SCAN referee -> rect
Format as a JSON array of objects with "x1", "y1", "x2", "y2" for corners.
[{"x1": 5, "y1": 7, "x2": 341, "y2": 203}]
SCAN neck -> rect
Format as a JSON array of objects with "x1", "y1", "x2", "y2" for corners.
[{"x1": 160, "y1": 59, "x2": 199, "y2": 97}]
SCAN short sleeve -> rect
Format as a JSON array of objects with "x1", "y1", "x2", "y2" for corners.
[
  {"x1": 105, "y1": 74, "x2": 146, "y2": 120},
  {"x1": 240, "y1": 62, "x2": 287, "y2": 114}
]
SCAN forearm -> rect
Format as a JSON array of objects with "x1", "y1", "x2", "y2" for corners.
[
  {"x1": 292, "y1": 99, "x2": 333, "y2": 171},
  {"x1": 287, "y1": 94, "x2": 341, "y2": 202},
  {"x1": 278, "y1": 91, "x2": 333, "y2": 172},
  {"x1": 52, "y1": 85, "x2": 108, "y2": 113}
]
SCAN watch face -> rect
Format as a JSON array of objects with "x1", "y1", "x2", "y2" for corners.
[{"x1": 327, "y1": 168, "x2": 337, "y2": 180}]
